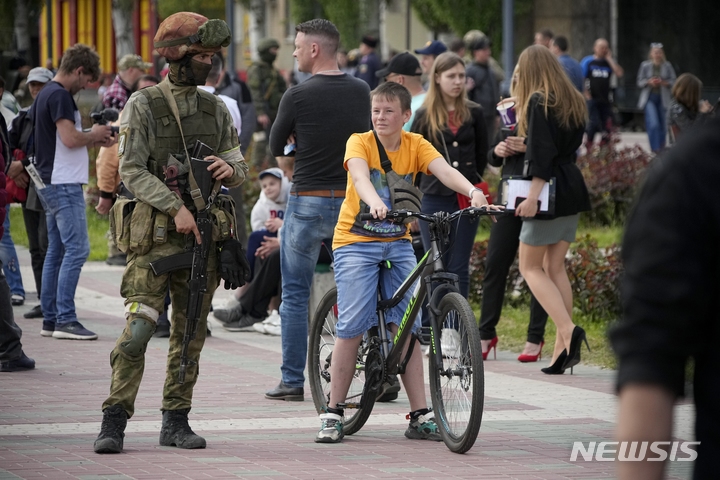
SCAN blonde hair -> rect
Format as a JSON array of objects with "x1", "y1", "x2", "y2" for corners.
[
  {"x1": 511, "y1": 45, "x2": 587, "y2": 136},
  {"x1": 417, "y1": 52, "x2": 470, "y2": 143},
  {"x1": 672, "y1": 73, "x2": 702, "y2": 113}
]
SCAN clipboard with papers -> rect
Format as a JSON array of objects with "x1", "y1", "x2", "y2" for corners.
[{"x1": 499, "y1": 176, "x2": 556, "y2": 217}]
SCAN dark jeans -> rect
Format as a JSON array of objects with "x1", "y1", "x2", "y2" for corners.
[
  {"x1": 22, "y1": 204, "x2": 48, "y2": 299},
  {"x1": 246, "y1": 229, "x2": 277, "y2": 281},
  {"x1": 419, "y1": 193, "x2": 479, "y2": 300},
  {"x1": 478, "y1": 214, "x2": 548, "y2": 344},
  {"x1": 586, "y1": 99, "x2": 614, "y2": 143},
  {"x1": 240, "y1": 249, "x2": 281, "y2": 319},
  {"x1": 0, "y1": 262, "x2": 23, "y2": 362}
]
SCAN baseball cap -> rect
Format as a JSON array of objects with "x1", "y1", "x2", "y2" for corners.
[
  {"x1": 414, "y1": 40, "x2": 447, "y2": 56},
  {"x1": 26, "y1": 67, "x2": 53, "y2": 84},
  {"x1": 118, "y1": 54, "x2": 152, "y2": 71},
  {"x1": 376, "y1": 52, "x2": 422, "y2": 78},
  {"x1": 259, "y1": 167, "x2": 283, "y2": 180}
]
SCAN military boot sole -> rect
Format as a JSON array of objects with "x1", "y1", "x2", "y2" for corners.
[{"x1": 93, "y1": 437, "x2": 123, "y2": 454}]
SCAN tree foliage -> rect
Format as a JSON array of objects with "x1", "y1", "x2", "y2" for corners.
[
  {"x1": 157, "y1": 0, "x2": 226, "y2": 21},
  {"x1": 412, "y1": 0, "x2": 533, "y2": 55}
]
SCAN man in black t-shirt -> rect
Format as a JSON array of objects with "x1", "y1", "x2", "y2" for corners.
[
  {"x1": 584, "y1": 38, "x2": 623, "y2": 147},
  {"x1": 611, "y1": 118, "x2": 720, "y2": 479},
  {"x1": 264, "y1": 19, "x2": 371, "y2": 402}
]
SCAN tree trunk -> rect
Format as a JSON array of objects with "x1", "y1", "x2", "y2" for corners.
[{"x1": 112, "y1": 0, "x2": 135, "y2": 60}]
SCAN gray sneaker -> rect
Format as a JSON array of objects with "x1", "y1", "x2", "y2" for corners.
[
  {"x1": 404, "y1": 409, "x2": 442, "y2": 441},
  {"x1": 213, "y1": 304, "x2": 243, "y2": 324},
  {"x1": 315, "y1": 412, "x2": 344, "y2": 443},
  {"x1": 222, "y1": 314, "x2": 263, "y2": 332}
]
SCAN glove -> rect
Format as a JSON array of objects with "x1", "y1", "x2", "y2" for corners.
[{"x1": 218, "y1": 239, "x2": 252, "y2": 289}]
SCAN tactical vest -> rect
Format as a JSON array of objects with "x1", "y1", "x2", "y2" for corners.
[{"x1": 139, "y1": 85, "x2": 222, "y2": 185}]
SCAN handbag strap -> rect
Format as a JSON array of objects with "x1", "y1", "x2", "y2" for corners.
[
  {"x1": 372, "y1": 130, "x2": 394, "y2": 173},
  {"x1": 157, "y1": 79, "x2": 220, "y2": 211}
]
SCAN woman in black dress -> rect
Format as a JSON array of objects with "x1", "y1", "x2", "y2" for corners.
[{"x1": 512, "y1": 45, "x2": 591, "y2": 374}]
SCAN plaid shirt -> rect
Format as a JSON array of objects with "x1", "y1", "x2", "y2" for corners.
[{"x1": 102, "y1": 75, "x2": 132, "y2": 110}]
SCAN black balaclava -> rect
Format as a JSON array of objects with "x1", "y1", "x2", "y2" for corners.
[
  {"x1": 169, "y1": 55, "x2": 213, "y2": 86},
  {"x1": 259, "y1": 50, "x2": 277, "y2": 65}
]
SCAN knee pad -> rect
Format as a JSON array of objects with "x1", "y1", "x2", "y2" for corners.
[{"x1": 118, "y1": 316, "x2": 156, "y2": 358}]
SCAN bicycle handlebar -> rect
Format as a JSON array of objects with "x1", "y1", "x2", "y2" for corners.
[{"x1": 358, "y1": 206, "x2": 506, "y2": 223}]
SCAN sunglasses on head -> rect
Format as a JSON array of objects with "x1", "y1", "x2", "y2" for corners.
[{"x1": 650, "y1": 42, "x2": 663, "y2": 49}]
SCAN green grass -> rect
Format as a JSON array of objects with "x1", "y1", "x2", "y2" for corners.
[
  {"x1": 475, "y1": 220, "x2": 623, "y2": 248},
  {"x1": 9, "y1": 204, "x2": 110, "y2": 262},
  {"x1": 472, "y1": 303, "x2": 618, "y2": 369}
]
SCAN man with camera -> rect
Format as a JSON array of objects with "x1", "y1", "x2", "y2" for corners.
[
  {"x1": 31, "y1": 44, "x2": 116, "y2": 341},
  {"x1": 93, "y1": 12, "x2": 249, "y2": 454}
]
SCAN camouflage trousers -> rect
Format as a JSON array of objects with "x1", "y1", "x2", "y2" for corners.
[{"x1": 102, "y1": 231, "x2": 219, "y2": 418}]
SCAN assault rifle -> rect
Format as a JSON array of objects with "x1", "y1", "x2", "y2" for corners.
[{"x1": 149, "y1": 140, "x2": 217, "y2": 384}]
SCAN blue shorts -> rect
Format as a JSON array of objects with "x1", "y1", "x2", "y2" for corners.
[{"x1": 333, "y1": 240, "x2": 422, "y2": 339}]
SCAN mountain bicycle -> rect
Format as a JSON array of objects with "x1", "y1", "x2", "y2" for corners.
[{"x1": 308, "y1": 206, "x2": 503, "y2": 454}]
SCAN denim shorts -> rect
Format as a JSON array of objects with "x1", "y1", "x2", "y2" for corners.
[{"x1": 333, "y1": 240, "x2": 422, "y2": 339}]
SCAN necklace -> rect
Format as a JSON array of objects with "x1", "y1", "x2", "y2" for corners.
[{"x1": 316, "y1": 69, "x2": 342, "y2": 75}]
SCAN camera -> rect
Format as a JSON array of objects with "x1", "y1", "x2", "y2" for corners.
[{"x1": 90, "y1": 108, "x2": 120, "y2": 135}]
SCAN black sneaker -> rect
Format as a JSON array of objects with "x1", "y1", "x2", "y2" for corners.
[
  {"x1": 24, "y1": 305, "x2": 43, "y2": 319},
  {"x1": 222, "y1": 314, "x2": 263, "y2": 332},
  {"x1": 1, "y1": 352, "x2": 36, "y2": 372},
  {"x1": 11, "y1": 294, "x2": 24, "y2": 306},
  {"x1": 40, "y1": 320, "x2": 55, "y2": 337},
  {"x1": 52, "y1": 321, "x2": 98, "y2": 340},
  {"x1": 377, "y1": 375, "x2": 401, "y2": 402}
]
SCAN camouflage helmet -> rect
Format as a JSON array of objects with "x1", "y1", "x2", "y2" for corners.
[
  {"x1": 257, "y1": 38, "x2": 280, "y2": 54},
  {"x1": 154, "y1": 12, "x2": 231, "y2": 61}
]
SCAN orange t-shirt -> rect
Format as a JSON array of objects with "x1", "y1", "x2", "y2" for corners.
[{"x1": 333, "y1": 130, "x2": 440, "y2": 250}]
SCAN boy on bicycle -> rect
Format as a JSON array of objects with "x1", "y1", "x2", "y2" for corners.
[{"x1": 317, "y1": 82, "x2": 491, "y2": 443}]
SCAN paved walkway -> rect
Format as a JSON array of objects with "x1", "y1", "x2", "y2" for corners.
[{"x1": 1, "y1": 239, "x2": 693, "y2": 479}]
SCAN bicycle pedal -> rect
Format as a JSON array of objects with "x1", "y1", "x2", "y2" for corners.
[{"x1": 336, "y1": 402, "x2": 360, "y2": 410}]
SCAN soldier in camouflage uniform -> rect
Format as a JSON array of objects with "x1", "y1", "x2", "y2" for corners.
[
  {"x1": 94, "y1": 12, "x2": 249, "y2": 454},
  {"x1": 247, "y1": 38, "x2": 287, "y2": 169}
]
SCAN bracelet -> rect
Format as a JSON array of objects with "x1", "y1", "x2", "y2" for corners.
[{"x1": 468, "y1": 187, "x2": 483, "y2": 199}]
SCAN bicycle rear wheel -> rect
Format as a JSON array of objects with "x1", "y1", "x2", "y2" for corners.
[
  {"x1": 428, "y1": 292, "x2": 484, "y2": 453},
  {"x1": 308, "y1": 287, "x2": 376, "y2": 435}
]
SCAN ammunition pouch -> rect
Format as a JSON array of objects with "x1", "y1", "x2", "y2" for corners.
[
  {"x1": 209, "y1": 193, "x2": 237, "y2": 242},
  {"x1": 110, "y1": 198, "x2": 172, "y2": 255}
]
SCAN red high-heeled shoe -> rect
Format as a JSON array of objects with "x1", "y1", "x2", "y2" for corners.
[
  {"x1": 517, "y1": 341, "x2": 545, "y2": 363},
  {"x1": 482, "y1": 337, "x2": 498, "y2": 360}
]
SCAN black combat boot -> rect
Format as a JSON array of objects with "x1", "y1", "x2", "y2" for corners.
[
  {"x1": 159, "y1": 408, "x2": 206, "y2": 449},
  {"x1": 93, "y1": 405, "x2": 128, "y2": 453}
]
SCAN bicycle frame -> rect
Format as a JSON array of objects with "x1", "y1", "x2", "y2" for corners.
[{"x1": 376, "y1": 218, "x2": 461, "y2": 377}]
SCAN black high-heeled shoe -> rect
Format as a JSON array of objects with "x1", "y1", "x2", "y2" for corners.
[
  {"x1": 541, "y1": 350, "x2": 568, "y2": 375},
  {"x1": 562, "y1": 326, "x2": 590, "y2": 372}
]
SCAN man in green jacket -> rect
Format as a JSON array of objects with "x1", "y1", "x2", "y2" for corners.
[{"x1": 94, "y1": 11, "x2": 249, "y2": 454}]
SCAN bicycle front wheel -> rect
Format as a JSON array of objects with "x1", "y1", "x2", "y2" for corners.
[
  {"x1": 429, "y1": 292, "x2": 484, "y2": 454},
  {"x1": 308, "y1": 287, "x2": 375, "y2": 435}
]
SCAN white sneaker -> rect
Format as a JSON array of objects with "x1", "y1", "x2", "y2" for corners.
[
  {"x1": 264, "y1": 310, "x2": 282, "y2": 336},
  {"x1": 253, "y1": 310, "x2": 281, "y2": 334},
  {"x1": 440, "y1": 328, "x2": 461, "y2": 357}
]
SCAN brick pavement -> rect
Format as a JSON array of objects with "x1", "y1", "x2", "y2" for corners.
[{"x1": 0, "y1": 246, "x2": 694, "y2": 480}]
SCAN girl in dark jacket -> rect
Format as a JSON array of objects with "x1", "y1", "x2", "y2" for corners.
[
  {"x1": 513, "y1": 45, "x2": 590, "y2": 374},
  {"x1": 411, "y1": 52, "x2": 488, "y2": 352}
]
